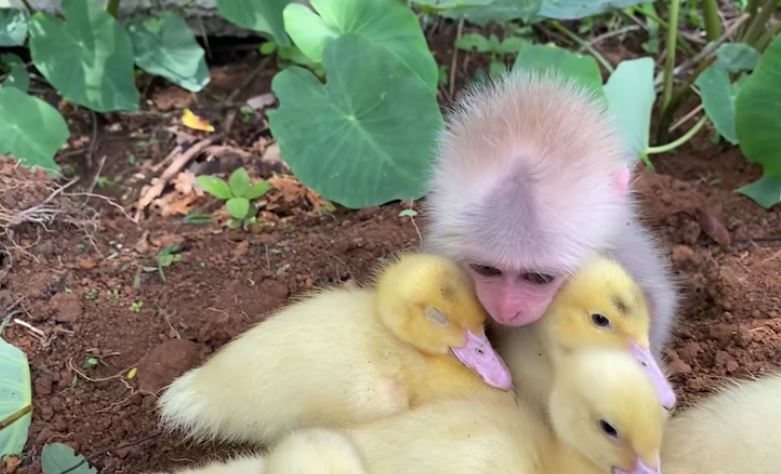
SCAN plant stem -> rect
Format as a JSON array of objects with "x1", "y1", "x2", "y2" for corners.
[
  {"x1": 550, "y1": 21, "x2": 614, "y2": 72},
  {"x1": 656, "y1": 55, "x2": 715, "y2": 143},
  {"x1": 742, "y1": 0, "x2": 777, "y2": 46},
  {"x1": 19, "y1": 0, "x2": 34, "y2": 14},
  {"x1": 662, "y1": 0, "x2": 681, "y2": 109},
  {"x1": 106, "y1": 0, "x2": 121, "y2": 18},
  {"x1": 756, "y1": 20, "x2": 781, "y2": 51},
  {"x1": 647, "y1": 116, "x2": 708, "y2": 155},
  {"x1": 701, "y1": 0, "x2": 721, "y2": 41}
]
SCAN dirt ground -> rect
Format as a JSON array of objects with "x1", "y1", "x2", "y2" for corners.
[{"x1": 2, "y1": 51, "x2": 781, "y2": 473}]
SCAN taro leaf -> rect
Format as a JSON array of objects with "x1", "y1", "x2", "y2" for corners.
[
  {"x1": 1, "y1": 53, "x2": 29, "y2": 92},
  {"x1": 537, "y1": 0, "x2": 649, "y2": 20},
  {"x1": 714, "y1": 43, "x2": 759, "y2": 73},
  {"x1": 28, "y1": 0, "x2": 138, "y2": 112},
  {"x1": 226, "y1": 197, "x2": 250, "y2": 219},
  {"x1": 127, "y1": 12, "x2": 210, "y2": 92},
  {"x1": 695, "y1": 65, "x2": 738, "y2": 144},
  {"x1": 512, "y1": 43, "x2": 603, "y2": 94},
  {"x1": 442, "y1": 0, "x2": 542, "y2": 25},
  {"x1": 412, "y1": 0, "x2": 494, "y2": 10},
  {"x1": 40, "y1": 442, "x2": 96, "y2": 474},
  {"x1": 735, "y1": 32, "x2": 781, "y2": 208},
  {"x1": 0, "y1": 87, "x2": 68, "y2": 172},
  {"x1": 603, "y1": 57, "x2": 655, "y2": 162},
  {"x1": 217, "y1": 0, "x2": 290, "y2": 46},
  {"x1": 0, "y1": 338, "x2": 32, "y2": 458},
  {"x1": 267, "y1": 34, "x2": 443, "y2": 209},
  {"x1": 737, "y1": 176, "x2": 781, "y2": 209},
  {"x1": 283, "y1": 0, "x2": 438, "y2": 90},
  {"x1": 246, "y1": 181, "x2": 271, "y2": 199},
  {"x1": 228, "y1": 168, "x2": 251, "y2": 197},
  {"x1": 0, "y1": 8, "x2": 27, "y2": 46},
  {"x1": 196, "y1": 175, "x2": 232, "y2": 200}
]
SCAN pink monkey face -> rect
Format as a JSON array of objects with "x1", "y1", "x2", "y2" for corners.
[{"x1": 467, "y1": 264, "x2": 565, "y2": 326}]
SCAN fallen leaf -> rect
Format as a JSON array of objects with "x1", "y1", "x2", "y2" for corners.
[
  {"x1": 246, "y1": 92, "x2": 276, "y2": 110},
  {"x1": 126, "y1": 367, "x2": 137, "y2": 379},
  {"x1": 173, "y1": 170, "x2": 200, "y2": 195},
  {"x1": 153, "y1": 86, "x2": 193, "y2": 111},
  {"x1": 152, "y1": 193, "x2": 199, "y2": 217},
  {"x1": 4, "y1": 455, "x2": 20, "y2": 473},
  {"x1": 149, "y1": 233, "x2": 185, "y2": 248},
  {"x1": 181, "y1": 108, "x2": 215, "y2": 133},
  {"x1": 696, "y1": 207, "x2": 731, "y2": 246},
  {"x1": 78, "y1": 258, "x2": 96, "y2": 270},
  {"x1": 233, "y1": 240, "x2": 249, "y2": 258},
  {"x1": 134, "y1": 230, "x2": 150, "y2": 254}
]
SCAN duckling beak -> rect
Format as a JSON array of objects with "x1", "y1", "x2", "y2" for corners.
[
  {"x1": 450, "y1": 329, "x2": 513, "y2": 390},
  {"x1": 612, "y1": 456, "x2": 660, "y2": 474},
  {"x1": 629, "y1": 340, "x2": 677, "y2": 410}
]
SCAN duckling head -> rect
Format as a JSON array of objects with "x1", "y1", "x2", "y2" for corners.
[
  {"x1": 549, "y1": 348, "x2": 665, "y2": 474},
  {"x1": 541, "y1": 254, "x2": 676, "y2": 410},
  {"x1": 374, "y1": 253, "x2": 512, "y2": 390}
]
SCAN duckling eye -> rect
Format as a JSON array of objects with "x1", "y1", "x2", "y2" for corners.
[
  {"x1": 470, "y1": 264, "x2": 502, "y2": 277},
  {"x1": 425, "y1": 307, "x2": 449, "y2": 326},
  {"x1": 598, "y1": 419, "x2": 619, "y2": 438},
  {"x1": 591, "y1": 313, "x2": 611, "y2": 328}
]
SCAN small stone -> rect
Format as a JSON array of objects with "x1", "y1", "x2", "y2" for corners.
[
  {"x1": 135, "y1": 339, "x2": 202, "y2": 393},
  {"x1": 714, "y1": 350, "x2": 731, "y2": 367},
  {"x1": 78, "y1": 258, "x2": 97, "y2": 269},
  {"x1": 48, "y1": 292, "x2": 82, "y2": 323},
  {"x1": 726, "y1": 359, "x2": 739, "y2": 373},
  {"x1": 667, "y1": 358, "x2": 692, "y2": 376},
  {"x1": 678, "y1": 342, "x2": 701, "y2": 364},
  {"x1": 671, "y1": 245, "x2": 695, "y2": 265}
]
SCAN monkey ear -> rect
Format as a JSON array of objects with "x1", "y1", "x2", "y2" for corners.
[{"x1": 614, "y1": 163, "x2": 631, "y2": 196}]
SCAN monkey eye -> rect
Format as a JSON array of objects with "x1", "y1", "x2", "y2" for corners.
[
  {"x1": 522, "y1": 272, "x2": 555, "y2": 285},
  {"x1": 470, "y1": 264, "x2": 502, "y2": 277},
  {"x1": 599, "y1": 419, "x2": 619, "y2": 438},
  {"x1": 591, "y1": 313, "x2": 611, "y2": 328}
]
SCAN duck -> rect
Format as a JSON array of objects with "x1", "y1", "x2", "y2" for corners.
[{"x1": 158, "y1": 252, "x2": 513, "y2": 445}]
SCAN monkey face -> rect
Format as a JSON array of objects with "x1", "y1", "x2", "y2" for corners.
[{"x1": 466, "y1": 263, "x2": 565, "y2": 326}]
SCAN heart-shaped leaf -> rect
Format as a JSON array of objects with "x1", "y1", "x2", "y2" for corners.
[
  {"x1": 217, "y1": 0, "x2": 290, "y2": 46},
  {"x1": 695, "y1": 64, "x2": 738, "y2": 144},
  {"x1": 714, "y1": 43, "x2": 759, "y2": 72},
  {"x1": 735, "y1": 32, "x2": 781, "y2": 207},
  {"x1": 512, "y1": 43, "x2": 603, "y2": 94},
  {"x1": 0, "y1": 338, "x2": 32, "y2": 458},
  {"x1": 127, "y1": 12, "x2": 210, "y2": 92},
  {"x1": 228, "y1": 168, "x2": 251, "y2": 197},
  {"x1": 0, "y1": 87, "x2": 68, "y2": 172},
  {"x1": 29, "y1": 0, "x2": 138, "y2": 112},
  {"x1": 41, "y1": 442, "x2": 96, "y2": 474},
  {"x1": 246, "y1": 180, "x2": 271, "y2": 199},
  {"x1": 283, "y1": 0, "x2": 438, "y2": 90},
  {"x1": 196, "y1": 175, "x2": 232, "y2": 200},
  {"x1": 737, "y1": 176, "x2": 781, "y2": 209},
  {"x1": 1, "y1": 53, "x2": 29, "y2": 92},
  {"x1": 268, "y1": 33, "x2": 443, "y2": 208},
  {"x1": 0, "y1": 8, "x2": 27, "y2": 46},
  {"x1": 282, "y1": 3, "x2": 338, "y2": 63},
  {"x1": 537, "y1": 0, "x2": 649, "y2": 20},
  {"x1": 603, "y1": 57, "x2": 655, "y2": 160},
  {"x1": 441, "y1": 0, "x2": 542, "y2": 25},
  {"x1": 226, "y1": 197, "x2": 250, "y2": 219}
]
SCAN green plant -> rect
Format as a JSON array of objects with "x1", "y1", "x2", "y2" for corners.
[
  {"x1": 0, "y1": 338, "x2": 31, "y2": 461},
  {"x1": 84, "y1": 288, "x2": 99, "y2": 301},
  {"x1": 130, "y1": 300, "x2": 143, "y2": 313},
  {"x1": 41, "y1": 442, "x2": 96, "y2": 474},
  {"x1": 456, "y1": 32, "x2": 528, "y2": 77},
  {"x1": 196, "y1": 167, "x2": 271, "y2": 229}
]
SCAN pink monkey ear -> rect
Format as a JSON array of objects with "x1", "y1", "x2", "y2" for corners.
[{"x1": 614, "y1": 163, "x2": 631, "y2": 196}]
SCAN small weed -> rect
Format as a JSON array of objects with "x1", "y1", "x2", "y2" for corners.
[
  {"x1": 81, "y1": 356, "x2": 99, "y2": 370},
  {"x1": 239, "y1": 105, "x2": 254, "y2": 123},
  {"x1": 73, "y1": 242, "x2": 86, "y2": 254},
  {"x1": 126, "y1": 153, "x2": 138, "y2": 165},
  {"x1": 84, "y1": 288, "x2": 99, "y2": 301},
  {"x1": 95, "y1": 176, "x2": 115, "y2": 188},
  {"x1": 108, "y1": 287, "x2": 121, "y2": 301},
  {"x1": 183, "y1": 212, "x2": 212, "y2": 225},
  {"x1": 275, "y1": 263, "x2": 290, "y2": 275},
  {"x1": 196, "y1": 167, "x2": 272, "y2": 230},
  {"x1": 319, "y1": 202, "x2": 337, "y2": 215},
  {"x1": 455, "y1": 32, "x2": 528, "y2": 78},
  {"x1": 137, "y1": 244, "x2": 183, "y2": 285},
  {"x1": 130, "y1": 300, "x2": 143, "y2": 313}
]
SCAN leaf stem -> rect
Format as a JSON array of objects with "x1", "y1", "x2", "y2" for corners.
[
  {"x1": 655, "y1": 55, "x2": 715, "y2": 143},
  {"x1": 742, "y1": 0, "x2": 776, "y2": 46},
  {"x1": 19, "y1": 0, "x2": 34, "y2": 14},
  {"x1": 647, "y1": 116, "x2": 707, "y2": 155},
  {"x1": 549, "y1": 21, "x2": 614, "y2": 73},
  {"x1": 662, "y1": 0, "x2": 681, "y2": 109},
  {"x1": 755, "y1": 20, "x2": 781, "y2": 52},
  {"x1": 106, "y1": 0, "x2": 121, "y2": 18},
  {"x1": 701, "y1": 0, "x2": 721, "y2": 42}
]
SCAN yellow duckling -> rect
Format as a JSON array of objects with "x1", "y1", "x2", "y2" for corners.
[
  {"x1": 158, "y1": 253, "x2": 512, "y2": 445},
  {"x1": 155, "y1": 347, "x2": 666, "y2": 474},
  {"x1": 494, "y1": 254, "x2": 677, "y2": 414}
]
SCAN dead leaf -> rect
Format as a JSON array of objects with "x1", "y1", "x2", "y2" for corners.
[
  {"x1": 181, "y1": 108, "x2": 215, "y2": 132},
  {"x1": 4, "y1": 455, "x2": 20, "y2": 473},
  {"x1": 78, "y1": 258, "x2": 97, "y2": 270},
  {"x1": 135, "y1": 230, "x2": 151, "y2": 254},
  {"x1": 233, "y1": 240, "x2": 249, "y2": 258},
  {"x1": 696, "y1": 207, "x2": 731, "y2": 246},
  {"x1": 126, "y1": 367, "x2": 137, "y2": 379},
  {"x1": 149, "y1": 232, "x2": 185, "y2": 248},
  {"x1": 153, "y1": 87, "x2": 194, "y2": 111},
  {"x1": 246, "y1": 92, "x2": 276, "y2": 110},
  {"x1": 173, "y1": 170, "x2": 200, "y2": 195}
]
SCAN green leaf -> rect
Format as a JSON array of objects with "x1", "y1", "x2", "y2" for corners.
[
  {"x1": 0, "y1": 338, "x2": 31, "y2": 458},
  {"x1": 217, "y1": 0, "x2": 290, "y2": 46},
  {"x1": 268, "y1": 34, "x2": 443, "y2": 209},
  {"x1": 0, "y1": 8, "x2": 27, "y2": 46},
  {"x1": 228, "y1": 168, "x2": 251, "y2": 197},
  {"x1": 1, "y1": 53, "x2": 29, "y2": 92},
  {"x1": 695, "y1": 64, "x2": 738, "y2": 144},
  {"x1": 714, "y1": 42, "x2": 759, "y2": 72},
  {"x1": 0, "y1": 87, "x2": 68, "y2": 173},
  {"x1": 735, "y1": 33, "x2": 781, "y2": 178},
  {"x1": 603, "y1": 57, "x2": 655, "y2": 160},
  {"x1": 283, "y1": 0, "x2": 438, "y2": 90},
  {"x1": 498, "y1": 37, "x2": 529, "y2": 55},
  {"x1": 512, "y1": 43, "x2": 603, "y2": 94},
  {"x1": 736, "y1": 175, "x2": 781, "y2": 209},
  {"x1": 412, "y1": 0, "x2": 494, "y2": 9},
  {"x1": 442, "y1": 0, "x2": 542, "y2": 25},
  {"x1": 28, "y1": 0, "x2": 139, "y2": 112},
  {"x1": 537, "y1": 0, "x2": 648, "y2": 20},
  {"x1": 398, "y1": 209, "x2": 418, "y2": 217},
  {"x1": 246, "y1": 180, "x2": 272, "y2": 199},
  {"x1": 196, "y1": 175, "x2": 232, "y2": 199},
  {"x1": 455, "y1": 33, "x2": 491, "y2": 53},
  {"x1": 282, "y1": 3, "x2": 338, "y2": 63},
  {"x1": 41, "y1": 442, "x2": 96, "y2": 474},
  {"x1": 226, "y1": 197, "x2": 250, "y2": 219},
  {"x1": 127, "y1": 12, "x2": 210, "y2": 92}
]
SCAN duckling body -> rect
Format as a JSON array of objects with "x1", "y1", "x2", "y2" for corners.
[{"x1": 158, "y1": 254, "x2": 511, "y2": 445}]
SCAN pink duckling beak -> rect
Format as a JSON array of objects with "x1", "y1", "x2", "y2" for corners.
[
  {"x1": 629, "y1": 340, "x2": 677, "y2": 410},
  {"x1": 451, "y1": 329, "x2": 513, "y2": 390},
  {"x1": 613, "y1": 456, "x2": 661, "y2": 474}
]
